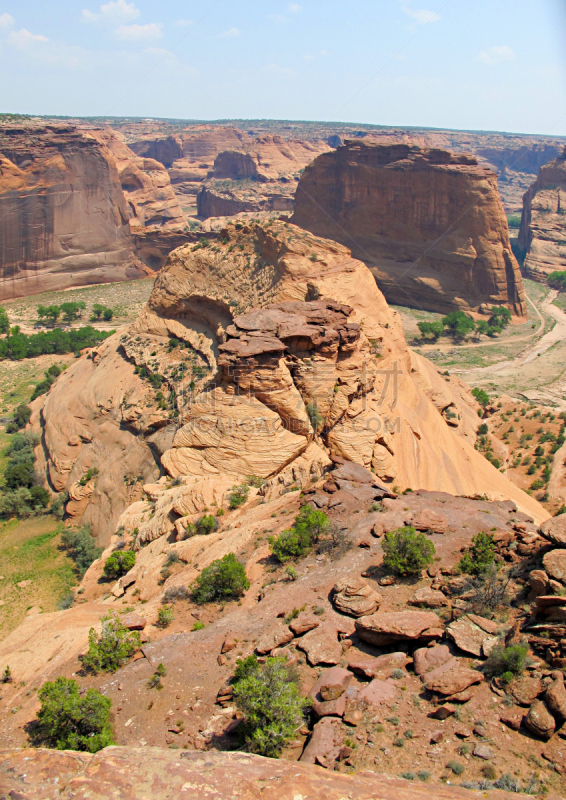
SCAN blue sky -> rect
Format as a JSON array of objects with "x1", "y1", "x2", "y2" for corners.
[{"x1": 0, "y1": 0, "x2": 565, "y2": 135}]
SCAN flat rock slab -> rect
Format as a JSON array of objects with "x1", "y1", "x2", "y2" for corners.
[
  {"x1": 358, "y1": 679, "x2": 398, "y2": 707},
  {"x1": 121, "y1": 613, "x2": 147, "y2": 631},
  {"x1": 509, "y1": 676, "x2": 543, "y2": 707},
  {"x1": 446, "y1": 616, "x2": 498, "y2": 657},
  {"x1": 413, "y1": 508, "x2": 449, "y2": 534},
  {"x1": 371, "y1": 511, "x2": 405, "y2": 538},
  {"x1": 355, "y1": 611, "x2": 443, "y2": 646},
  {"x1": 289, "y1": 614, "x2": 320, "y2": 636},
  {"x1": 255, "y1": 626, "x2": 293, "y2": 655},
  {"x1": 410, "y1": 586, "x2": 449, "y2": 608},
  {"x1": 296, "y1": 626, "x2": 342, "y2": 666},
  {"x1": 423, "y1": 667, "x2": 484, "y2": 696},
  {"x1": 347, "y1": 650, "x2": 408, "y2": 679},
  {"x1": 0, "y1": 746, "x2": 538, "y2": 800},
  {"x1": 543, "y1": 550, "x2": 566, "y2": 582}
]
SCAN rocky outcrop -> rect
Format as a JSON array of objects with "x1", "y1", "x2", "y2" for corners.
[
  {"x1": 33, "y1": 221, "x2": 547, "y2": 541},
  {"x1": 0, "y1": 122, "x2": 187, "y2": 300},
  {"x1": 0, "y1": 747, "x2": 539, "y2": 800},
  {"x1": 518, "y1": 147, "x2": 566, "y2": 281},
  {"x1": 292, "y1": 141, "x2": 527, "y2": 317}
]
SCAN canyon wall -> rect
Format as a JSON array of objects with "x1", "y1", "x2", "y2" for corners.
[
  {"x1": 0, "y1": 123, "x2": 187, "y2": 301},
  {"x1": 518, "y1": 146, "x2": 566, "y2": 281},
  {"x1": 292, "y1": 141, "x2": 527, "y2": 318}
]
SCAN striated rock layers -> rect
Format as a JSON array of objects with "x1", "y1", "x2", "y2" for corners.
[
  {"x1": 291, "y1": 141, "x2": 527, "y2": 317},
  {"x1": 33, "y1": 221, "x2": 545, "y2": 543},
  {"x1": 0, "y1": 123, "x2": 187, "y2": 300},
  {"x1": 519, "y1": 146, "x2": 566, "y2": 281}
]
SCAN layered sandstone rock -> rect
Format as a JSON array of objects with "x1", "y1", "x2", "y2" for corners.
[
  {"x1": 33, "y1": 221, "x2": 546, "y2": 543},
  {"x1": 291, "y1": 141, "x2": 527, "y2": 317},
  {"x1": 518, "y1": 147, "x2": 566, "y2": 281},
  {"x1": 0, "y1": 122, "x2": 187, "y2": 300}
]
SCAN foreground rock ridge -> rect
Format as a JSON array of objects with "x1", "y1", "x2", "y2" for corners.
[
  {"x1": 0, "y1": 747, "x2": 550, "y2": 800},
  {"x1": 519, "y1": 146, "x2": 566, "y2": 281},
  {"x1": 32, "y1": 220, "x2": 545, "y2": 542},
  {"x1": 0, "y1": 122, "x2": 188, "y2": 300},
  {"x1": 291, "y1": 141, "x2": 527, "y2": 317}
]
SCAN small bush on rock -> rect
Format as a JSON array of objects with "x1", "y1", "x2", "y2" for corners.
[
  {"x1": 196, "y1": 514, "x2": 218, "y2": 535},
  {"x1": 483, "y1": 643, "x2": 528, "y2": 679},
  {"x1": 229, "y1": 484, "x2": 249, "y2": 509},
  {"x1": 61, "y1": 526, "x2": 102, "y2": 576},
  {"x1": 156, "y1": 604, "x2": 174, "y2": 628},
  {"x1": 192, "y1": 553, "x2": 250, "y2": 604},
  {"x1": 458, "y1": 531, "x2": 495, "y2": 575},
  {"x1": 82, "y1": 613, "x2": 141, "y2": 674},
  {"x1": 31, "y1": 676, "x2": 114, "y2": 752},
  {"x1": 232, "y1": 655, "x2": 310, "y2": 757},
  {"x1": 103, "y1": 549, "x2": 135, "y2": 579},
  {"x1": 382, "y1": 526, "x2": 435, "y2": 576},
  {"x1": 269, "y1": 506, "x2": 330, "y2": 563}
]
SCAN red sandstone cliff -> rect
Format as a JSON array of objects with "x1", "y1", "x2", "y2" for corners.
[
  {"x1": 519, "y1": 146, "x2": 566, "y2": 281},
  {"x1": 291, "y1": 141, "x2": 527, "y2": 318}
]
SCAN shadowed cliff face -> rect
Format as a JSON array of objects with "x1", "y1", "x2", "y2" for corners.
[
  {"x1": 519, "y1": 147, "x2": 566, "y2": 281},
  {"x1": 291, "y1": 141, "x2": 527, "y2": 319},
  {"x1": 0, "y1": 123, "x2": 187, "y2": 300}
]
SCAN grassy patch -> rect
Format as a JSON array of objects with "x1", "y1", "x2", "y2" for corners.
[{"x1": 0, "y1": 517, "x2": 77, "y2": 640}]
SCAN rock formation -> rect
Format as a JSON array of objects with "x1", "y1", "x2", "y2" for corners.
[
  {"x1": 518, "y1": 147, "x2": 566, "y2": 281},
  {"x1": 32, "y1": 221, "x2": 545, "y2": 544},
  {"x1": 0, "y1": 122, "x2": 187, "y2": 300},
  {"x1": 291, "y1": 141, "x2": 527, "y2": 317}
]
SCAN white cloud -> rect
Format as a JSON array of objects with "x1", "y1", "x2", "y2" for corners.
[
  {"x1": 288, "y1": 3, "x2": 301, "y2": 11},
  {"x1": 8, "y1": 28, "x2": 49, "y2": 47},
  {"x1": 174, "y1": 18, "x2": 194, "y2": 27},
  {"x1": 219, "y1": 27, "x2": 240, "y2": 38},
  {"x1": 401, "y1": 6, "x2": 441, "y2": 24},
  {"x1": 82, "y1": 0, "x2": 139, "y2": 24},
  {"x1": 0, "y1": 12, "x2": 14, "y2": 27},
  {"x1": 476, "y1": 45, "x2": 515, "y2": 65},
  {"x1": 114, "y1": 22, "x2": 163, "y2": 41}
]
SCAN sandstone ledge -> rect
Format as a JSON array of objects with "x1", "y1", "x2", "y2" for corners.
[{"x1": 0, "y1": 747, "x2": 552, "y2": 800}]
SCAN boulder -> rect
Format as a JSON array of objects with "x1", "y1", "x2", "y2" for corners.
[
  {"x1": 545, "y1": 672, "x2": 566, "y2": 719},
  {"x1": 473, "y1": 744, "x2": 495, "y2": 760},
  {"x1": 413, "y1": 644, "x2": 453, "y2": 676},
  {"x1": 529, "y1": 570, "x2": 550, "y2": 596},
  {"x1": 371, "y1": 511, "x2": 405, "y2": 538},
  {"x1": 540, "y1": 515, "x2": 566, "y2": 547},
  {"x1": 120, "y1": 613, "x2": 146, "y2": 631},
  {"x1": 347, "y1": 651, "x2": 409, "y2": 679},
  {"x1": 423, "y1": 667, "x2": 484, "y2": 696},
  {"x1": 543, "y1": 550, "x2": 566, "y2": 583},
  {"x1": 332, "y1": 462, "x2": 375, "y2": 485},
  {"x1": 509, "y1": 676, "x2": 543, "y2": 707},
  {"x1": 332, "y1": 577, "x2": 382, "y2": 618},
  {"x1": 255, "y1": 626, "x2": 294, "y2": 655},
  {"x1": 543, "y1": 735, "x2": 566, "y2": 775},
  {"x1": 446, "y1": 616, "x2": 498, "y2": 657},
  {"x1": 409, "y1": 586, "x2": 449, "y2": 608},
  {"x1": 300, "y1": 717, "x2": 343, "y2": 765},
  {"x1": 525, "y1": 700, "x2": 556, "y2": 739},
  {"x1": 500, "y1": 707, "x2": 524, "y2": 731},
  {"x1": 310, "y1": 667, "x2": 353, "y2": 702},
  {"x1": 221, "y1": 636, "x2": 237, "y2": 654},
  {"x1": 355, "y1": 611, "x2": 443, "y2": 646}
]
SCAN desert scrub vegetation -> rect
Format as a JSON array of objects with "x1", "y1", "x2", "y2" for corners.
[
  {"x1": 458, "y1": 531, "x2": 496, "y2": 575},
  {"x1": 231, "y1": 654, "x2": 310, "y2": 757},
  {"x1": 156, "y1": 604, "x2": 175, "y2": 628},
  {"x1": 483, "y1": 643, "x2": 528, "y2": 681},
  {"x1": 0, "y1": 323, "x2": 113, "y2": 361},
  {"x1": 0, "y1": 432, "x2": 51, "y2": 518},
  {"x1": 229, "y1": 484, "x2": 249, "y2": 509},
  {"x1": 269, "y1": 506, "x2": 330, "y2": 563},
  {"x1": 82, "y1": 613, "x2": 141, "y2": 674},
  {"x1": 60, "y1": 526, "x2": 103, "y2": 576},
  {"x1": 102, "y1": 549, "x2": 135, "y2": 580},
  {"x1": 191, "y1": 553, "x2": 250, "y2": 604},
  {"x1": 382, "y1": 526, "x2": 435, "y2": 576},
  {"x1": 30, "y1": 676, "x2": 114, "y2": 753}
]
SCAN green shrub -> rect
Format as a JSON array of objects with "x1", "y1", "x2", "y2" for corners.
[
  {"x1": 458, "y1": 531, "x2": 495, "y2": 575},
  {"x1": 1, "y1": 327, "x2": 111, "y2": 365},
  {"x1": 472, "y1": 387, "x2": 490, "y2": 408},
  {"x1": 483, "y1": 644, "x2": 528, "y2": 679},
  {"x1": 229, "y1": 484, "x2": 249, "y2": 509},
  {"x1": 192, "y1": 620, "x2": 205, "y2": 631},
  {"x1": 191, "y1": 553, "x2": 249, "y2": 604},
  {"x1": 477, "y1": 423, "x2": 488, "y2": 435},
  {"x1": 82, "y1": 613, "x2": 141, "y2": 673},
  {"x1": 417, "y1": 321, "x2": 444, "y2": 341},
  {"x1": 6, "y1": 403, "x2": 31, "y2": 433},
  {"x1": 382, "y1": 526, "x2": 435, "y2": 576},
  {"x1": 448, "y1": 760, "x2": 465, "y2": 775},
  {"x1": 232, "y1": 655, "x2": 310, "y2": 757},
  {"x1": 442, "y1": 311, "x2": 475, "y2": 339},
  {"x1": 30, "y1": 677, "x2": 113, "y2": 752},
  {"x1": 269, "y1": 506, "x2": 330, "y2": 563},
  {"x1": 157, "y1": 604, "x2": 174, "y2": 628},
  {"x1": 103, "y1": 549, "x2": 136, "y2": 579},
  {"x1": 61, "y1": 526, "x2": 102, "y2": 575},
  {"x1": 196, "y1": 514, "x2": 218, "y2": 535},
  {"x1": 548, "y1": 270, "x2": 566, "y2": 291},
  {"x1": 306, "y1": 401, "x2": 324, "y2": 431}
]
